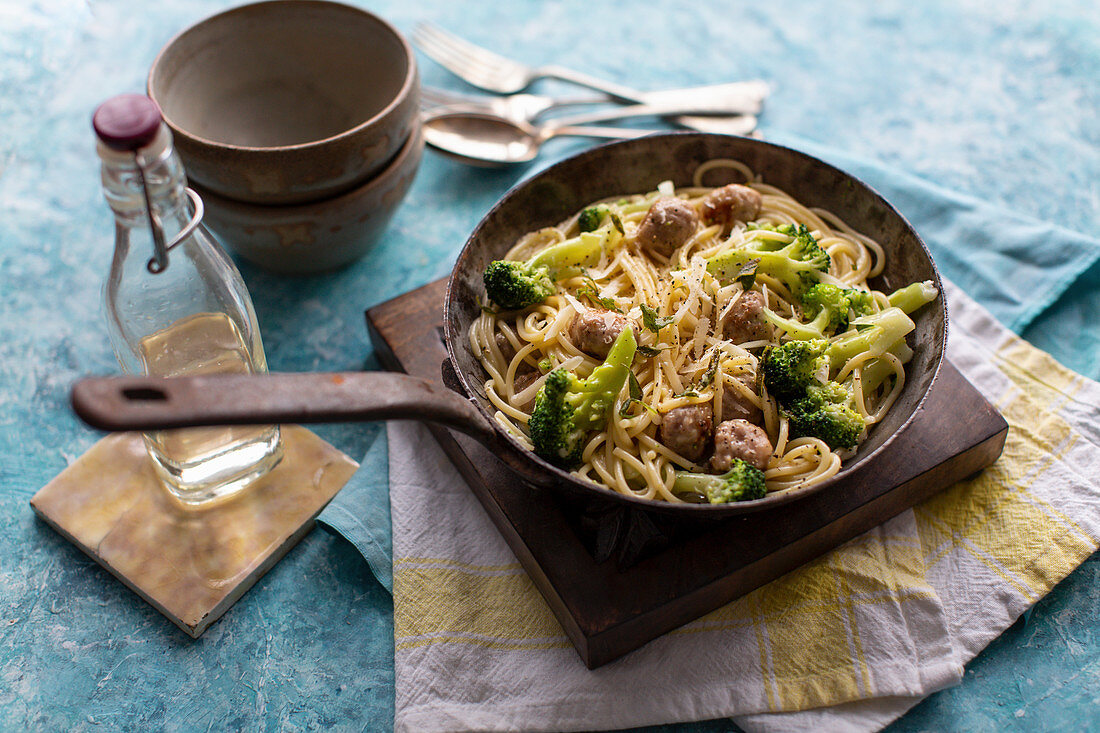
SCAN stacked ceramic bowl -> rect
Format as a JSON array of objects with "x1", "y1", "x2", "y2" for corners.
[{"x1": 148, "y1": 0, "x2": 422, "y2": 274}]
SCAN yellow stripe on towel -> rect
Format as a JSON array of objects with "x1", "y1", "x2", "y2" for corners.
[
  {"x1": 915, "y1": 334, "x2": 1099, "y2": 605},
  {"x1": 394, "y1": 565, "x2": 568, "y2": 649},
  {"x1": 744, "y1": 532, "x2": 934, "y2": 709}
]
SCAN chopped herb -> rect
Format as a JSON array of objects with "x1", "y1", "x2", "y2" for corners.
[
  {"x1": 619, "y1": 371, "x2": 658, "y2": 418},
  {"x1": 676, "y1": 389, "x2": 700, "y2": 399},
  {"x1": 696, "y1": 352, "x2": 721, "y2": 389},
  {"x1": 481, "y1": 305, "x2": 500, "y2": 315},
  {"x1": 577, "y1": 289, "x2": 622, "y2": 312},
  {"x1": 576, "y1": 275, "x2": 622, "y2": 312},
  {"x1": 619, "y1": 399, "x2": 659, "y2": 419},
  {"x1": 610, "y1": 212, "x2": 625, "y2": 235},
  {"x1": 578, "y1": 288, "x2": 621, "y2": 312},
  {"x1": 636, "y1": 345, "x2": 664, "y2": 357},
  {"x1": 640, "y1": 304, "x2": 674, "y2": 332},
  {"x1": 737, "y1": 258, "x2": 760, "y2": 291}
]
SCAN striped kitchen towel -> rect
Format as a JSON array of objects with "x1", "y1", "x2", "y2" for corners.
[{"x1": 388, "y1": 279, "x2": 1100, "y2": 732}]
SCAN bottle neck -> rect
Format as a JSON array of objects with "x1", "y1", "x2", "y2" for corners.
[{"x1": 98, "y1": 125, "x2": 190, "y2": 229}]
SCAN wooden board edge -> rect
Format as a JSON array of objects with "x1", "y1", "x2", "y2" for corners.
[{"x1": 582, "y1": 420, "x2": 1009, "y2": 667}]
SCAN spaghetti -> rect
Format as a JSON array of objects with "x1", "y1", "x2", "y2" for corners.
[{"x1": 470, "y1": 159, "x2": 935, "y2": 503}]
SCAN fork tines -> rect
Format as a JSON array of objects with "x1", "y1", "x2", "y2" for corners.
[{"x1": 413, "y1": 23, "x2": 522, "y2": 91}]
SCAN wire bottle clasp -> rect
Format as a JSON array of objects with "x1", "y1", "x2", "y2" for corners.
[{"x1": 133, "y1": 149, "x2": 205, "y2": 274}]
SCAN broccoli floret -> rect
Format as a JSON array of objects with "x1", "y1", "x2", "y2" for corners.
[
  {"x1": 761, "y1": 340, "x2": 866, "y2": 450},
  {"x1": 760, "y1": 298, "x2": 922, "y2": 452},
  {"x1": 706, "y1": 224, "x2": 831, "y2": 297},
  {"x1": 482, "y1": 261, "x2": 555, "y2": 311},
  {"x1": 672, "y1": 458, "x2": 767, "y2": 504},
  {"x1": 578, "y1": 205, "x2": 609, "y2": 232},
  {"x1": 482, "y1": 231, "x2": 609, "y2": 310},
  {"x1": 785, "y1": 380, "x2": 865, "y2": 450},
  {"x1": 578, "y1": 205, "x2": 625, "y2": 235},
  {"x1": 887, "y1": 280, "x2": 939, "y2": 314},
  {"x1": 804, "y1": 283, "x2": 874, "y2": 329},
  {"x1": 826, "y1": 307, "x2": 915, "y2": 366},
  {"x1": 763, "y1": 282, "x2": 876, "y2": 340},
  {"x1": 759, "y1": 339, "x2": 829, "y2": 403},
  {"x1": 528, "y1": 327, "x2": 637, "y2": 468}
]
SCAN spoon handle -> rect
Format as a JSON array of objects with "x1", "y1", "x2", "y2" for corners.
[
  {"x1": 543, "y1": 101, "x2": 756, "y2": 128},
  {"x1": 540, "y1": 125, "x2": 658, "y2": 142}
]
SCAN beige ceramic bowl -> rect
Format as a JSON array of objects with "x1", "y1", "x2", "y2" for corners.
[
  {"x1": 195, "y1": 122, "x2": 424, "y2": 275},
  {"x1": 148, "y1": 0, "x2": 418, "y2": 205}
]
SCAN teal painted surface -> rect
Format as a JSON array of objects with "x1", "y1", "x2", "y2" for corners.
[{"x1": 2, "y1": 0, "x2": 1099, "y2": 730}]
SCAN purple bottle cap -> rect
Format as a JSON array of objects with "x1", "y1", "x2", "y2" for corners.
[{"x1": 93, "y1": 94, "x2": 163, "y2": 151}]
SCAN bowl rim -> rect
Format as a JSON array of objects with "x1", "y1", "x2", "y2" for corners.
[
  {"x1": 146, "y1": 0, "x2": 417, "y2": 154},
  {"x1": 191, "y1": 119, "x2": 424, "y2": 212},
  {"x1": 444, "y1": 131, "x2": 948, "y2": 516}
]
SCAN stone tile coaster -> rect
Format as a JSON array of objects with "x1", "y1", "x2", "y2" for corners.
[{"x1": 30, "y1": 425, "x2": 359, "y2": 637}]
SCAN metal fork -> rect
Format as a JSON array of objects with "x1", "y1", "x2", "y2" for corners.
[
  {"x1": 413, "y1": 23, "x2": 769, "y2": 108},
  {"x1": 421, "y1": 85, "x2": 763, "y2": 137},
  {"x1": 414, "y1": 23, "x2": 651, "y2": 101},
  {"x1": 420, "y1": 86, "x2": 602, "y2": 123}
]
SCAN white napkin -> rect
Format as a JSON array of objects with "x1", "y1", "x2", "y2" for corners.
[{"x1": 389, "y1": 280, "x2": 1100, "y2": 732}]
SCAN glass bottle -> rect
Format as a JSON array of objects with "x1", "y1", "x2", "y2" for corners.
[{"x1": 93, "y1": 94, "x2": 282, "y2": 505}]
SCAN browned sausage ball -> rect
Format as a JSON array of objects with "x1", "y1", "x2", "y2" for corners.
[
  {"x1": 568, "y1": 309, "x2": 629, "y2": 359},
  {"x1": 700, "y1": 184, "x2": 762, "y2": 228},
  {"x1": 659, "y1": 404, "x2": 713, "y2": 462},
  {"x1": 635, "y1": 197, "x2": 700, "y2": 257},
  {"x1": 710, "y1": 418, "x2": 773, "y2": 472},
  {"x1": 721, "y1": 290, "x2": 771, "y2": 344}
]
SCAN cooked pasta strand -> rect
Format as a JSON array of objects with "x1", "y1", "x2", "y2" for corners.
[{"x1": 470, "y1": 162, "x2": 931, "y2": 503}]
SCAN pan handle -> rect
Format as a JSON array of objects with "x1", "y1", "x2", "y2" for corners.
[{"x1": 70, "y1": 371, "x2": 500, "y2": 445}]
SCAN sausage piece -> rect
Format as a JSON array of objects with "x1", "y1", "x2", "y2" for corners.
[
  {"x1": 711, "y1": 418, "x2": 772, "y2": 472},
  {"x1": 568, "y1": 309, "x2": 629, "y2": 359},
  {"x1": 659, "y1": 404, "x2": 713, "y2": 462},
  {"x1": 701, "y1": 184, "x2": 762, "y2": 228},
  {"x1": 635, "y1": 197, "x2": 700, "y2": 257},
  {"x1": 721, "y1": 290, "x2": 770, "y2": 344},
  {"x1": 719, "y1": 374, "x2": 763, "y2": 425}
]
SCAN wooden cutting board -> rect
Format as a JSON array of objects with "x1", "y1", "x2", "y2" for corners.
[{"x1": 367, "y1": 278, "x2": 1008, "y2": 668}]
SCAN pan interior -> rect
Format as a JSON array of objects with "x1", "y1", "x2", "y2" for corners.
[{"x1": 445, "y1": 133, "x2": 946, "y2": 516}]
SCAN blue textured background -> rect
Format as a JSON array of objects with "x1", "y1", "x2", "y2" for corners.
[{"x1": 2, "y1": 0, "x2": 1098, "y2": 730}]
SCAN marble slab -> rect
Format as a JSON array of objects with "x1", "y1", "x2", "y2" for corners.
[{"x1": 29, "y1": 425, "x2": 359, "y2": 638}]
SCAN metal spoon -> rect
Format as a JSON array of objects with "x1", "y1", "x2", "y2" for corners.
[
  {"x1": 423, "y1": 112, "x2": 652, "y2": 166},
  {"x1": 423, "y1": 104, "x2": 758, "y2": 166}
]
